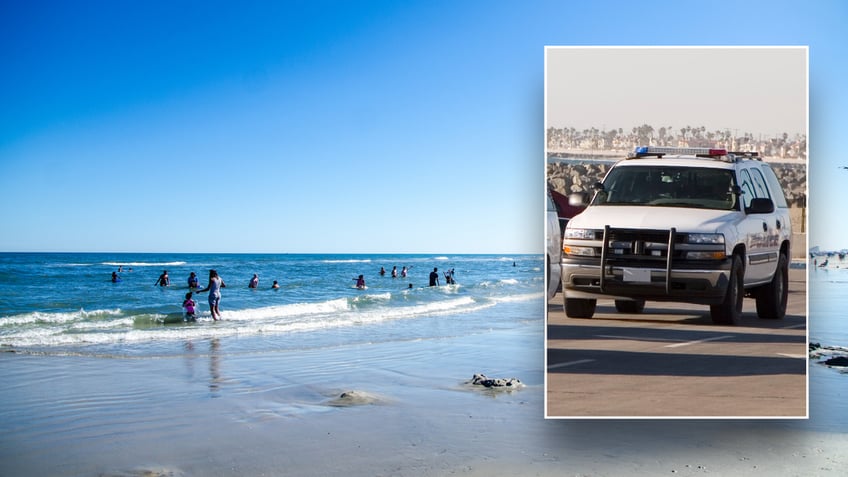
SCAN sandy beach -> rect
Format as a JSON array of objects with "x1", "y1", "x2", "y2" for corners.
[{"x1": 3, "y1": 319, "x2": 847, "y2": 476}]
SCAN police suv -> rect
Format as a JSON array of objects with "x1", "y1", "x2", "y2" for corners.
[{"x1": 561, "y1": 146, "x2": 791, "y2": 325}]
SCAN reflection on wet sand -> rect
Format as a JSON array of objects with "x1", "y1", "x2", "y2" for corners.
[{"x1": 209, "y1": 338, "x2": 221, "y2": 396}]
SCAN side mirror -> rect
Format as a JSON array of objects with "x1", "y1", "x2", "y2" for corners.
[
  {"x1": 569, "y1": 192, "x2": 590, "y2": 207},
  {"x1": 745, "y1": 197, "x2": 774, "y2": 214}
]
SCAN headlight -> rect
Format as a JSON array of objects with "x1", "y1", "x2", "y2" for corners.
[
  {"x1": 686, "y1": 233, "x2": 725, "y2": 245},
  {"x1": 565, "y1": 228, "x2": 598, "y2": 240},
  {"x1": 564, "y1": 245, "x2": 597, "y2": 257}
]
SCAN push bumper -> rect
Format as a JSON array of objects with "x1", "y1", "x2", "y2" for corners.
[{"x1": 561, "y1": 260, "x2": 731, "y2": 305}]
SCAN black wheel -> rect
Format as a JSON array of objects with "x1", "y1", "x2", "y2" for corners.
[
  {"x1": 565, "y1": 298, "x2": 597, "y2": 318},
  {"x1": 615, "y1": 299, "x2": 645, "y2": 314},
  {"x1": 711, "y1": 255, "x2": 744, "y2": 325},
  {"x1": 755, "y1": 253, "x2": 788, "y2": 319}
]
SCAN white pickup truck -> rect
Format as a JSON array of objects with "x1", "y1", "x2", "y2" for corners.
[{"x1": 560, "y1": 146, "x2": 792, "y2": 325}]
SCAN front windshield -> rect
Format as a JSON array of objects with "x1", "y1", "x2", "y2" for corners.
[{"x1": 593, "y1": 165, "x2": 737, "y2": 210}]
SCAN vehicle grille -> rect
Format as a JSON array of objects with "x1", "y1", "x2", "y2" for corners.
[{"x1": 604, "y1": 228, "x2": 684, "y2": 263}]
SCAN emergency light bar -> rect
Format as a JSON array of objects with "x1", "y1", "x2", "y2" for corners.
[
  {"x1": 628, "y1": 146, "x2": 762, "y2": 162},
  {"x1": 632, "y1": 146, "x2": 728, "y2": 157}
]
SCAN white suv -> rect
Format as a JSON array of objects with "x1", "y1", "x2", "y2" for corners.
[{"x1": 561, "y1": 146, "x2": 791, "y2": 325}]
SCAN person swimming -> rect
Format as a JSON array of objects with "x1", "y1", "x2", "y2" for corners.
[{"x1": 188, "y1": 272, "x2": 199, "y2": 288}]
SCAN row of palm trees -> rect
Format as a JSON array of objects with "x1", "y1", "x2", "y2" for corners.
[{"x1": 547, "y1": 125, "x2": 806, "y2": 159}]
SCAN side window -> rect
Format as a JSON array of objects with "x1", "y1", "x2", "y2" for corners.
[
  {"x1": 760, "y1": 165, "x2": 789, "y2": 208},
  {"x1": 749, "y1": 168, "x2": 770, "y2": 201},
  {"x1": 738, "y1": 169, "x2": 756, "y2": 209}
]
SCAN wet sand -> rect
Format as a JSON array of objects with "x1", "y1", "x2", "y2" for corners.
[{"x1": 1, "y1": 321, "x2": 847, "y2": 476}]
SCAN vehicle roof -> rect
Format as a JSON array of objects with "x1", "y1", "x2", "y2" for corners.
[{"x1": 614, "y1": 155, "x2": 747, "y2": 169}]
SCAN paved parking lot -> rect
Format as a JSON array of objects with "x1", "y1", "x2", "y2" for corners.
[{"x1": 546, "y1": 268, "x2": 807, "y2": 418}]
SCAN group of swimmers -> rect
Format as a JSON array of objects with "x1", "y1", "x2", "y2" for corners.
[
  {"x1": 112, "y1": 265, "x2": 456, "y2": 322},
  {"x1": 124, "y1": 270, "x2": 277, "y2": 290},
  {"x1": 378, "y1": 265, "x2": 411, "y2": 278},
  {"x1": 359, "y1": 266, "x2": 457, "y2": 289},
  {"x1": 428, "y1": 267, "x2": 456, "y2": 286},
  {"x1": 109, "y1": 269, "x2": 232, "y2": 322}
]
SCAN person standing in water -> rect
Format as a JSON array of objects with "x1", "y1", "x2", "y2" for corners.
[
  {"x1": 187, "y1": 272, "x2": 199, "y2": 288},
  {"x1": 429, "y1": 267, "x2": 440, "y2": 287},
  {"x1": 196, "y1": 269, "x2": 226, "y2": 321},
  {"x1": 154, "y1": 270, "x2": 170, "y2": 287},
  {"x1": 248, "y1": 274, "x2": 259, "y2": 289},
  {"x1": 353, "y1": 274, "x2": 366, "y2": 289}
]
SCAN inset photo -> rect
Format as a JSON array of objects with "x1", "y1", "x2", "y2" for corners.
[{"x1": 545, "y1": 46, "x2": 808, "y2": 418}]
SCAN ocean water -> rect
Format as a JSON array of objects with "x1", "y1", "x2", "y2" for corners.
[
  {"x1": 0, "y1": 253, "x2": 543, "y2": 356},
  {"x1": 799, "y1": 266, "x2": 848, "y2": 433},
  {"x1": 809, "y1": 266, "x2": 848, "y2": 347}
]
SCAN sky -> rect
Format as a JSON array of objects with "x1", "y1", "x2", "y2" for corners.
[
  {"x1": 546, "y1": 47, "x2": 807, "y2": 138},
  {"x1": 0, "y1": 0, "x2": 846, "y2": 253}
]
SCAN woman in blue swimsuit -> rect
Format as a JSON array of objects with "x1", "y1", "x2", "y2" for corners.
[{"x1": 196, "y1": 269, "x2": 226, "y2": 321}]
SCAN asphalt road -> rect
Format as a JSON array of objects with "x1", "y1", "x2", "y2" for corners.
[{"x1": 546, "y1": 267, "x2": 808, "y2": 418}]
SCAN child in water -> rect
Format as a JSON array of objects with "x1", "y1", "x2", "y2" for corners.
[
  {"x1": 183, "y1": 292, "x2": 197, "y2": 322},
  {"x1": 353, "y1": 274, "x2": 366, "y2": 289}
]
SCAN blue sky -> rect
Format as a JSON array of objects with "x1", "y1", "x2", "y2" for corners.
[{"x1": 0, "y1": 1, "x2": 845, "y2": 253}]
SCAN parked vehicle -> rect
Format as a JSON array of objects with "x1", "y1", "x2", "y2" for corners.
[{"x1": 561, "y1": 146, "x2": 791, "y2": 325}]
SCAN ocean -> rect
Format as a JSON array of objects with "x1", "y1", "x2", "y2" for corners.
[
  {"x1": 0, "y1": 253, "x2": 543, "y2": 355},
  {"x1": 810, "y1": 266, "x2": 848, "y2": 348}
]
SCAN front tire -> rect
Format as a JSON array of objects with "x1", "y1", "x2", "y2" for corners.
[
  {"x1": 755, "y1": 253, "x2": 788, "y2": 319},
  {"x1": 565, "y1": 298, "x2": 597, "y2": 318},
  {"x1": 711, "y1": 255, "x2": 743, "y2": 325}
]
